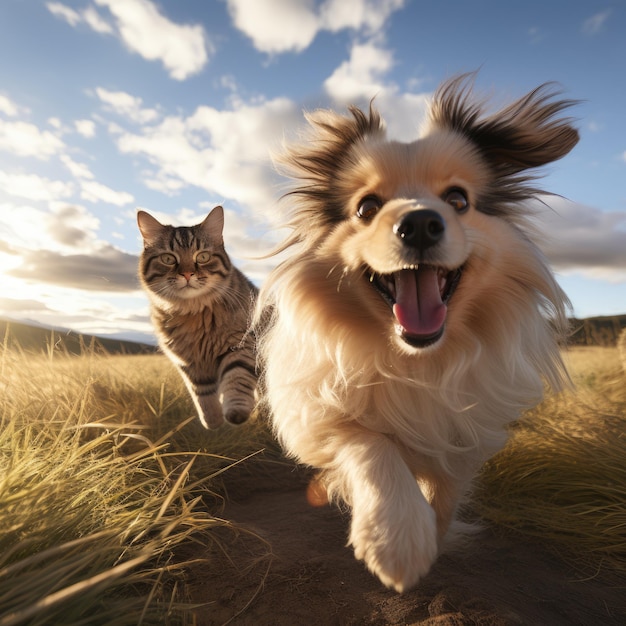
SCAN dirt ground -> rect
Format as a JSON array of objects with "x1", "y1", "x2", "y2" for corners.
[{"x1": 192, "y1": 457, "x2": 626, "y2": 626}]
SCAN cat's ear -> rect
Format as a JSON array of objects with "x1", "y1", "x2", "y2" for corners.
[
  {"x1": 201, "y1": 205, "x2": 224, "y2": 244},
  {"x1": 137, "y1": 210, "x2": 165, "y2": 245}
]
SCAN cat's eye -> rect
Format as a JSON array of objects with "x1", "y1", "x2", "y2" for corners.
[
  {"x1": 357, "y1": 195, "x2": 382, "y2": 220},
  {"x1": 195, "y1": 251, "x2": 211, "y2": 264},
  {"x1": 160, "y1": 253, "x2": 177, "y2": 265},
  {"x1": 443, "y1": 187, "x2": 469, "y2": 214}
]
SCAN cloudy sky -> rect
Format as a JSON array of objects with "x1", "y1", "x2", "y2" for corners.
[{"x1": 0, "y1": 0, "x2": 625, "y2": 343}]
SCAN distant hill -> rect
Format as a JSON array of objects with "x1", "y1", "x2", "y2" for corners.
[
  {"x1": 1, "y1": 314, "x2": 625, "y2": 356},
  {"x1": 0, "y1": 319, "x2": 158, "y2": 356},
  {"x1": 568, "y1": 314, "x2": 626, "y2": 347}
]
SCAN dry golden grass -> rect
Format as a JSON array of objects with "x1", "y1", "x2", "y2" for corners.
[
  {"x1": 618, "y1": 328, "x2": 626, "y2": 373},
  {"x1": 1, "y1": 335, "x2": 624, "y2": 624},
  {"x1": 475, "y1": 346, "x2": 626, "y2": 578},
  {"x1": 0, "y1": 342, "x2": 277, "y2": 625}
]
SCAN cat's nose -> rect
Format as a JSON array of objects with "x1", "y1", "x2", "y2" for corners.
[{"x1": 181, "y1": 271, "x2": 194, "y2": 281}]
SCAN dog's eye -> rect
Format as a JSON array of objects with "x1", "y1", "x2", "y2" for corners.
[
  {"x1": 443, "y1": 188, "x2": 469, "y2": 214},
  {"x1": 357, "y1": 196, "x2": 382, "y2": 220}
]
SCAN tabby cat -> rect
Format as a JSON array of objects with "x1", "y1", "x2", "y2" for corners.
[{"x1": 137, "y1": 206, "x2": 258, "y2": 429}]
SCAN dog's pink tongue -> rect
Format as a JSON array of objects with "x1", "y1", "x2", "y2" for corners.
[{"x1": 392, "y1": 268, "x2": 446, "y2": 337}]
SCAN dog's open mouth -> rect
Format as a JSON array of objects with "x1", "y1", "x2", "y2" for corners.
[{"x1": 368, "y1": 265, "x2": 463, "y2": 348}]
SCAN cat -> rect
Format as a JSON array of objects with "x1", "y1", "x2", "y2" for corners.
[{"x1": 137, "y1": 205, "x2": 258, "y2": 429}]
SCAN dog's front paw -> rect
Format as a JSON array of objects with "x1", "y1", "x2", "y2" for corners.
[{"x1": 350, "y1": 496, "x2": 438, "y2": 593}]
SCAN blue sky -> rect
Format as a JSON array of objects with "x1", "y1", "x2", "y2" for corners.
[{"x1": 0, "y1": 0, "x2": 625, "y2": 343}]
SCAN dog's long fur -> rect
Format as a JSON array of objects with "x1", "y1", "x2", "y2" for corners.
[{"x1": 256, "y1": 76, "x2": 578, "y2": 592}]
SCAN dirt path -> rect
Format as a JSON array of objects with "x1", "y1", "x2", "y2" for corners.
[{"x1": 193, "y1": 458, "x2": 626, "y2": 625}]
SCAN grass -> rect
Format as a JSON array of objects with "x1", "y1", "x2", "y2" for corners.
[
  {"x1": 1, "y1": 335, "x2": 625, "y2": 624},
  {"x1": 475, "y1": 346, "x2": 626, "y2": 578},
  {"x1": 0, "y1": 340, "x2": 278, "y2": 625}
]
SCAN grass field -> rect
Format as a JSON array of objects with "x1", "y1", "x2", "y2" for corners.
[
  {"x1": 0, "y1": 343, "x2": 279, "y2": 625},
  {"x1": 475, "y1": 346, "x2": 626, "y2": 577},
  {"x1": 0, "y1": 340, "x2": 624, "y2": 624}
]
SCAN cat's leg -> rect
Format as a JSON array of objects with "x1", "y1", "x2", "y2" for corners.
[
  {"x1": 195, "y1": 391, "x2": 224, "y2": 429},
  {"x1": 217, "y1": 355, "x2": 257, "y2": 425},
  {"x1": 179, "y1": 368, "x2": 224, "y2": 429}
]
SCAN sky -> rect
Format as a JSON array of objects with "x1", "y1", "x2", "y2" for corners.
[{"x1": 0, "y1": 0, "x2": 625, "y2": 344}]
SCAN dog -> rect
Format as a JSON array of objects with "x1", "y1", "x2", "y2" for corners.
[{"x1": 256, "y1": 75, "x2": 578, "y2": 592}]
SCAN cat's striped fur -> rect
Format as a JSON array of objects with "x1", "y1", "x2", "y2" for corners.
[{"x1": 137, "y1": 206, "x2": 258, "y2": 429}]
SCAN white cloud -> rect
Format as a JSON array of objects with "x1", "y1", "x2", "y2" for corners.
[
  {"x1": 47, "y1": 0, "x2": 210, "y2": 80},
  {"x1": 94, "y1": 0, "x2": 210, "y2": 80},
  {"x1": 0, "y1": 284, "x2": 152, "y2": 340},
  {"x1": 219, "y1": 206, "x2": 283, "y2": 281},
  {"x1": 47, "y1": 1, "x2": 113, "y2": 33},
  {"x1": 324, "y1": 40, "x2": 430, "y2": 140},
  {"x1": 47, "y1": 202, "x2": 101, "y2": 249},
  {"x1": 0, "y1": 200, "x2": 144, "y2": 328},
  {"x1": 13, "y1": 246, "x2": 140, "y2": 292},
  {"x1": 0, "y1": 94, "x2": 20, "y2": 117},
  {"x1": 377, "y1": 92, "x2": 431, "y2": 141},
  {"x1": 0, "y1": 119, "x2": 64, "y2": 159},
  {"x1": 324, "y1": 41, "x2": 394, "y2": 102},
  {"x1": 60, "y1": 154, "x2": 95, "y2": 179},
  {"x1": 320, "y1": 0, "x2": 405, "y2": 33},
  {"x1": 0, "y1": 298, "x2": 51, "y2": 313},
  {"x1": 0, "y1": 200, "x2": 135, "y2": 308},
  {"x1": 227, "y1": 0, "x2": 404, "y2": 54},
  {"x1": 0, "y1": 171, "x2": 74, "y2": 202},
  {"x1": 582, "y1": 10, "x2": 611, "y2": 36},
  {"x1": 227, "y1": 0, "x2": 320, "y2": 54},
  {"x1": 46, "y1": 2, "x2": 82, "y2": 26},
  {"x1": 101, "y1": 41, "x2": 429, "y2": 222},
  {"x1": 82, "y1": 4, "x2": 114, "y2": 33},
  {"x1": 0, "y1": 203, "x2": 53, "y2": 250},
  {"x1": 0, "y1": 201, "x2": 97, "y2": 253},
  {"x1": 75, "y1": 119, "x2": 97, "y2": 137},
  {"x1": 95, "y1": 87, "x2": 159, "y2": 124},
  {"x1": 533, "y1": 196, "x2": 626, "y2": 282},
  {"x1": 80, "y1": 180, "x2": 135, "y2": 206},
  {"x1": 106, "y1": 121, "x2": 124, "y2": 135},
  {"x1": 113, "y1": 96, "x2": 298, "y2": 208},
  {"x1": 116, "y1": 116, "x2": 202, "y2": 188},
  {"x1": 100, "y1": 46, "x2": 428, "y2": 219}
]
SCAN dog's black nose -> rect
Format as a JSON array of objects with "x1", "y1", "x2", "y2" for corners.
[{"x1": 393, "y1": 210, "x2": 445, "y2": 249}]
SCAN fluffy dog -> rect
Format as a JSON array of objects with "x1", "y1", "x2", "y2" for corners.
[{"x1": 256, "y1": 76, "x2": 578, "y2": 592}]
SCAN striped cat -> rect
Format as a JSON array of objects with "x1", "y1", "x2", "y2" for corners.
[{"x1": 137, "y1": 206, "x2": 258, "y2": 429}]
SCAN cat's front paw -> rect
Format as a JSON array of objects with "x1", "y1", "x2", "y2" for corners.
[
  {"x1": 350, "y1": 495, "x2": 438, "y2": 593},
  {"x1": 224, "y1": 408, "x2": 250, "y2": 425}
]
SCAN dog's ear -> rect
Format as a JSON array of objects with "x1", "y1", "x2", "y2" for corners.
[
  {"x1": 430, "y1": 75, "x2": 579, "y2": 172},
  {"x1": 276, "y1": 105, "x2": 385, "y2": 228},
  {"x1": 429, "y1": 74, "x2": 579, "y2": 210},
  {"x1": 306, "y1": 105, "x2": 384, "y2": 149},
  {"x1": 278, "y1": 105, "x2": 385, "y2": 183}
]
